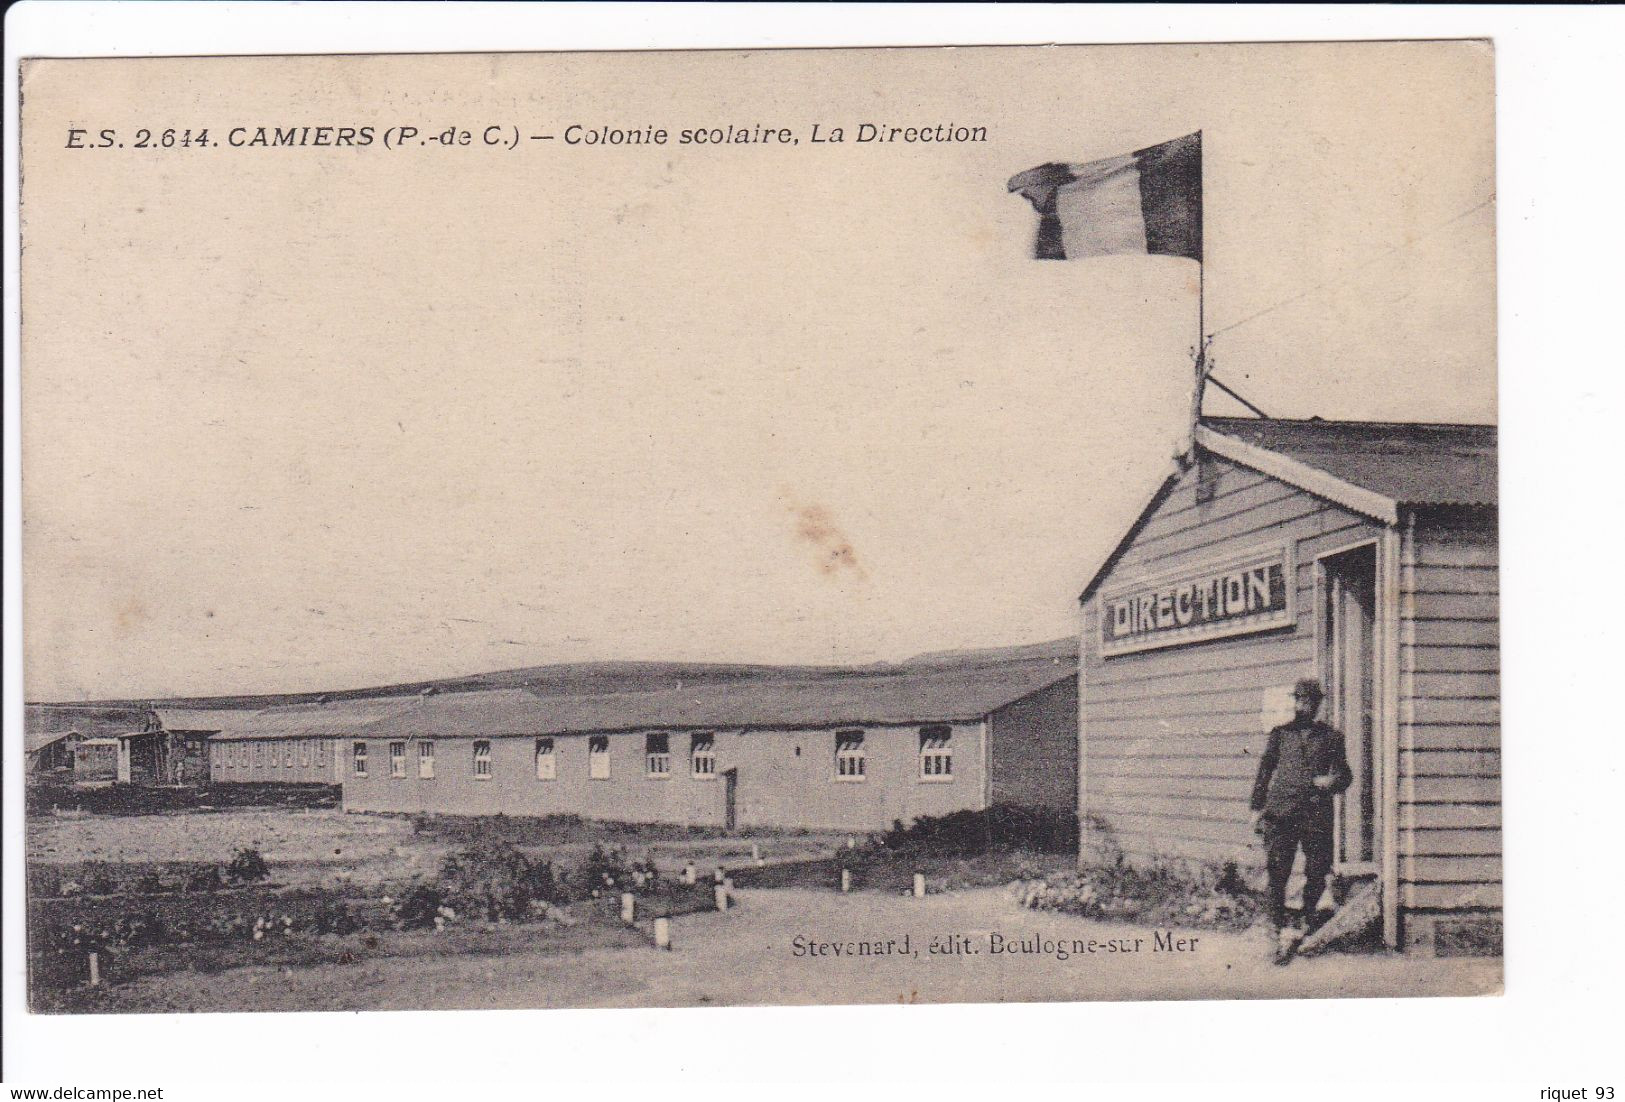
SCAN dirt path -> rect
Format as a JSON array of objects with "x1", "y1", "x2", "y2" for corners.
[{"x1": 76, "y1": 886, "x2": 1500, "y2": 1012}]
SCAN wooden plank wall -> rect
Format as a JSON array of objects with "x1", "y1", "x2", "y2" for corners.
[
  {"x1": 1080, "y1": 455, "x2": 1382, "y2": 868},
  {"x1": 1399, "y1": 507, "x2": 1502, "y2": 913},
  {"x1": 988, "y1": 675, "x2": 1079, "y2": 812}
]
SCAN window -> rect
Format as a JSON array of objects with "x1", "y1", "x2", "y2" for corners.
[
  {"x1": 299, "y1": 740, "x2": 312, "y2": 767},
  {"x1": 389, "y1": 741, "x2": 406, "y2": 778},
  {"x1": 253, "y1": 743, "x2": 263, "y2": 767},
  {"x1": 535, "y1": 738, "x2": 556, "y2": 780},
  {"x1": 473, "y1": 740, "x2": 493, "y2": 778},
  {"x1": 352, "y1": 741, "x2": 368, "y2": 776},
  {"x1": 589, "y1": 736, "x2": 610, "y2": 780},
  {"x1": 316, "y1": 740, "x2": 327, "y2": 764},
  {"x1": 418, "y1": 740, "x2": 435, "y2": 779},
  {"x1": 835, "y1": 730, "x2": 866, "y2": 780},
  {"x1": 919, "y1": 726, "x2": 953, "y2": 779},
  {"x1": 284, "y1": 743, "x2": 295, "y2": 768},
  {"x1": 691, "y1": 733, "x2": 716, "y2": 778},
  {"x1": 646, "y1": 734, "x2": 671, "y2": 777}
]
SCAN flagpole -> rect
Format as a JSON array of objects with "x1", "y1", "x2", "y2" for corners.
[{"x1": 1193, "y1": 129, "x2": 1207, "y2": 433}]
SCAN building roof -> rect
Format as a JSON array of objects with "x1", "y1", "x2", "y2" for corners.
[
  {"x1": 210, "y1": 653, "x2": 1078, "y2": 740},
  {"x1": 1081, "y1": 417, "x2": 1499, "y2": 603},
  {"x1": 25, "y1": 729, "x2": 81, "y2": 755},
  {"x1": 153, "y1": 707, "x2": 259, "y2": 733},
  {"x1": 24, "y1": 704, "x2": 149, "y2": 752},
  {"x1": 1199, "y1": 417, "x2": 1497, "y2": 513},
  {"x1": 209, "y1": 699, "x2": 417, "y2": 741}
]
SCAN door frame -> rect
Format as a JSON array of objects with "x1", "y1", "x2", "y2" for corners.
[
  {"x1": 1312, "y1": 532, "x2": 1402, "y2": 947},
  {"x1": 1314, "y1": 538, "x2": 1380, "y2": 878}
]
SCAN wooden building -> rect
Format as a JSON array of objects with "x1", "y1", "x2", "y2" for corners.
[
  {"x1": 26, "y1": 730, "x2": 81, "y2": 777},
  {"x1": 1077, "y1": 417, "x2": 1498, "y2": 953},
  {"x1": 287, "y1": 647, "x2": 1082, "y2": 831},
  {"x1": 73, "y1": 737, "x2": 121, "y2": 782},
  {"x1": 207, "y1": 701, "x2": 398, "y2": 785},
  {"x1": 23, "y1": 704, "x2": 147, "y2": 783}
]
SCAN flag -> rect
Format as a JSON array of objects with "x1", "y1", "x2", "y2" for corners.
[{"x1": 1008, "y1": 132, "x2": 1201, "y2": 262}]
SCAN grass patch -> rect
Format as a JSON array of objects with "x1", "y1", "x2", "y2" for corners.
[
  {"x1": 27, "y1": 783, "x2": 339, "y2": 818},
  {"x1": 404, "y1": 811, "x2": 820, "y2": 847}
]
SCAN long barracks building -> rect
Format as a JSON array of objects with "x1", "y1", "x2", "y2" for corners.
[
  {"x1": 1077, "y1": 417, "x2": 1499, "y2": 954},
  {"x1": 210, "y1": 646, "x2": 1079, "y2": 833}
]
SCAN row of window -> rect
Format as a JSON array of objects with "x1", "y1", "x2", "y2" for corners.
[
  {"x1": 217, "y1": 740, "x2": 328, "y2": 770},
  {"x1": 348, "y1": 728, "x2": 954, "y2": 781}
]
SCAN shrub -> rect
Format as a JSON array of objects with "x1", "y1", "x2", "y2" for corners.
[
  {"x1": 390, "y1": 884, "x2": 445, "y2": 930},
  {"x1": 434, "y1": 839, "x2": 563, "y2": 921},
  {"x1": 1010, "y1": 856, "x2": 1262, "y2": 931},
  {"x1": 880, "y1": 804, "x2": 1079, "y2": 856},
  {"x1": 224, "y1": 847, "x2": 270, "y2": 884},
  {"x1": 572, "y1": 844, "x2": 659, "y2": 897}
]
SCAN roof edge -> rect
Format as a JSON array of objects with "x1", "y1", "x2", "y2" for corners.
[
  {"x1": 1194, "y1": 425, "x2": 1399, "y2": 525},
  {"x1": 1078, "y1": 466, "x2": 1186, "y2": 606},
  {"x1": 1201, "y1": 414, "x2": 1496, "y2": 432}
]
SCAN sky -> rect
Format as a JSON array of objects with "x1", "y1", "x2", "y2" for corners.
[{"x1": 20, "y1": 43, "x2": 1495, "y2": 700}]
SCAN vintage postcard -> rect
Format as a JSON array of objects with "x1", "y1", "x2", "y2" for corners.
[{"x1": 17, "y1": 41, "x2": 1498, "y2": 1014}]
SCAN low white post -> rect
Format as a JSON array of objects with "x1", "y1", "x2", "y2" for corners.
[
  {"x1": 88, "y1": 952, "x2": 100, "y2": 987},
  {"x1": 620, "y1": 892, "x2": 636, "y2": 924},
  {"x1": 847, "y1": 835, "x2": 857, "y2": 849},
  {"x1": 913, "y1": 873, "x2": 926, "y2": 899},
  {"x1": 714, "y1": 883, "x2": 729, "y2": 911},
  {"x1": 714, "y1": 866, "x2": 725, "y2": 884},
  {"x1": 682, "y1": 862, "x2": 696, "y2": 885},
  {"x1": 750, "y1": 843, "x2": 760, "y2": 863},
  {"x1": 841, "y1": 868, "x2": 852, "y2": 893},
  {"x1": 653, "y1": 916, "x2": 671, "y2": 950}
]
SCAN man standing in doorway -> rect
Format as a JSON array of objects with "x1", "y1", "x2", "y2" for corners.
[{"x1": 1250, "y1": 677, "x2": 1353, "y2": 964}]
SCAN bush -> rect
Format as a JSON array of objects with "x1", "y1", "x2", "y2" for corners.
[
  {"x1": 880, "y1": 804, "x2": 1079, "y2": 856},
  {"x1": 1010, "y1": 856, "x2": 1262, "y2": 932},
  {"x1": 391, "y1": 884, "x2": 447, "y2": 930},
  {"x1": 433, "y1": 840, "x2": 563, "y2": 921},
  {"x1": 572, "y1": 844, "x2": 659, "y2": 897},
  {"x1": 224, "y1": 847, "x2": 270, "y2": 884}
]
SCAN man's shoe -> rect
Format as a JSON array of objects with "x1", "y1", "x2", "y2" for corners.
[{"x1": 1273, "y1": 925, "x2": 1303, "y2": 966}]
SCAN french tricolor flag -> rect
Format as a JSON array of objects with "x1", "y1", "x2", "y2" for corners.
[{"x1": 1008, "y1": 132, "x2": 1202, "y2": 262}]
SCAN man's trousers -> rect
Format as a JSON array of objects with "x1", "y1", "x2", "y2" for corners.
[{"x1": 1262, "y1": 809, "x2": 1334, "y2": 929}]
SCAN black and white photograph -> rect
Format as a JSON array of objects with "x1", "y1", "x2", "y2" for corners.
[
  {"x1": 13, "y1": 8, "x2": 1625, "y2": 1095},
  {"x1": 11, "y1": 39, "x2": 1502, "y2": 1016}
]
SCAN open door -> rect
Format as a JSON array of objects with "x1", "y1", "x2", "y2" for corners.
[
  {"x1": 723, "y1": 768, "x2": 738, "y2": 831},
  {"x1": 1320, "y1": 543, "x2": 1378, "y2": 875}
]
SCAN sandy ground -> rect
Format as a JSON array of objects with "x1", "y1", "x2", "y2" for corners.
[
  {"x1": 79, "y1": 886, "x2": 1501, "y2": 1013},
  {"x1": 28, "y1": 809, "x2": 441, "y2": 886}
]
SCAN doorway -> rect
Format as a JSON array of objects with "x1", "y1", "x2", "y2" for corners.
[
  {"x1": 1319, "y1": 543, "x2": 1378, "y2": 873},
  {"x1": 722, "y1": 768, "x2": 738, "y2": 831}
]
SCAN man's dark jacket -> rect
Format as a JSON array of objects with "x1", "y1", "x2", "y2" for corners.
[{"x1": 1250, "y1": 717, "x2": 1354, "y2": 821}]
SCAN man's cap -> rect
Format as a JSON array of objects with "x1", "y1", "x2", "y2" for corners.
[{"x1": 1293, "y1": 678, "x2": 1324, "y2": 698}]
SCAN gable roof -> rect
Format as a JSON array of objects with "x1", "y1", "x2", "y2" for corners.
[
  {"x1": 209, "y1": 699, "x2": 418, "y2": 741},
  {"x1": 24, "y1": 704, "x2": 150, "y2": 752},
  {"x1": 25, "y1": 728, "x2": 82, "y2": 755},
  {"x1": 1199, "y1": 417, "x2": 1497, "y2": 515},
  {"x1": 210, "y1": 653, "x2": 1078, "y2": 741},
  {"x1": 153, "y1": 707, "x2": 261, "y2": 733},
  {"x1": 1080, "y1": 417, "x2": 1499, "y2": 604}
]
